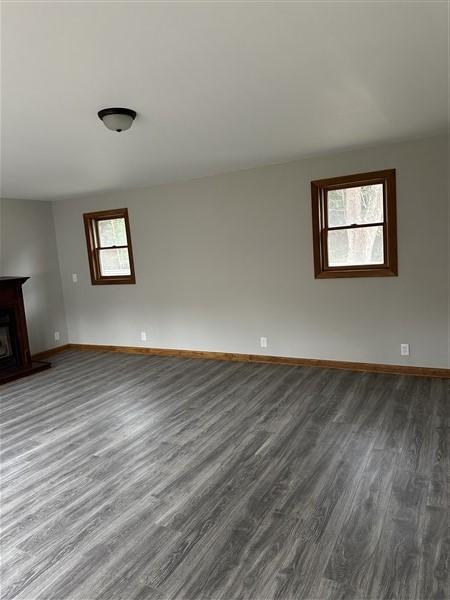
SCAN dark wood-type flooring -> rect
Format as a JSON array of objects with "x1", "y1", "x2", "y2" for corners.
[{"x1": 1, "y1": 349, "x2": 448, "y2": 600}]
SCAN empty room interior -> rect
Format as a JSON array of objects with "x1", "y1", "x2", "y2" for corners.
[{"x1": 1, "y1": 1, "x2": 449, "y2": 599}]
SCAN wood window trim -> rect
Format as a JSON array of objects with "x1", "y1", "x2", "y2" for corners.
[
  {"x1": 311, "y1": 169, "x2": 398, "y2": 279},
  {"x1": 83, "y1": 208, "x2": 136, "y2": 285}
]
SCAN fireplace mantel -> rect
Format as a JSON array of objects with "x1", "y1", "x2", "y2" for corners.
[{"x1": 0, "y1": 277, "x2": 51, "y2": 384}]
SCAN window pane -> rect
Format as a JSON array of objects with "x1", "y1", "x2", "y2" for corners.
[
  {"x1": 99, "y1": 248, "x2": 131, "y2": 276},
  {"x1": 327, "y1": 225, "x2": 384, "y2": 267},
  {"x1": 98, "y1": 218, "x2": 127, "y2": 247},
  {"x1": 327, "y1": 184, "x2": 384, "y2": 227}
]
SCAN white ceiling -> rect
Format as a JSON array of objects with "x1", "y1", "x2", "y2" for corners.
[{"x1": 1, "y1": 1, "x2": 448, "y2": 200}]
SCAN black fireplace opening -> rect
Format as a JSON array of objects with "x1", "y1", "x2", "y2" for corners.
[{"x1": 0, "y1": 309, "x2": 19, "y2": 369}]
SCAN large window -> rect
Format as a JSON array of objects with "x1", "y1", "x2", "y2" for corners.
[
  {"x1": 311, "y1": 169, "x2": 397, "y2": 278},
  {"x1": 83, "y1": 208, "x2": 136, "y2": 285}
]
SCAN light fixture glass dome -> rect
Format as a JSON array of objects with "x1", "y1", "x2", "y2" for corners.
[{"x1": 98, "y1": 108, "x2": 137, "y2": 132}]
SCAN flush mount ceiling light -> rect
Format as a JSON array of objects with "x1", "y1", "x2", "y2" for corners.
[{"x1": 98, "y1": 107, "x2": 137, "y2": 132}]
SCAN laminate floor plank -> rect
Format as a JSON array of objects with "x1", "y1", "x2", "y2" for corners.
[
  {"x1": 366, "y1": 469, "x2": 430, "y2": 600},
  {"x1": 323, "y1": 449, "x2": 397, "y2": 597},
  {"x1": 419, "y1": 505, "x2": 449, "y2": 600},
  {"x1": 0, "y1": 350, "x2": 447, "y2": 600}
]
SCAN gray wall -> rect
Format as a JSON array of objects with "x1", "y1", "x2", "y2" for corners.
[
  {"x1": 53, "y1": 135, "x2": 449, "y2": 368},
  {"x1": 1, "y1": 198, "x2": 68, "y2": 354}
]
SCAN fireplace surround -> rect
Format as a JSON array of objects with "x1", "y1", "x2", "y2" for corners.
[{"x1": 0, "y1": 277, "x2": 50, "y2": 384}]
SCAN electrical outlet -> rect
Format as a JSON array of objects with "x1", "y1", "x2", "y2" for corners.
[
  {"x1": 72, "y1": 273, "x2": 78, "y2": 283},
  {"x1": 400, "y1": 343, "x2": 410, "y2": 356},
  {"x1": 260, "y1": 336, "x2": 268, "y2": 349},
  {"x1": 54, "y1": 331, "x2": 60, "y2": 341},
  {"x1": 140, "y1": 331, "x2": 147, "y2": 342}
]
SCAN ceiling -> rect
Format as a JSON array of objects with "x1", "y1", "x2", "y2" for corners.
[{"x1": 1, "y1": 1, "x2": 448, "y2": 200}]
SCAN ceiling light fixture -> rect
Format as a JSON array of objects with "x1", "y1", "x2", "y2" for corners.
[{"x1": 98, "y1": 107, "x2": 137, "y2": 132}]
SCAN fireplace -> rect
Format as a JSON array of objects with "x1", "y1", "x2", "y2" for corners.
[{"x1": 0, "y1": 277, "x2": 51, "y2": 384}]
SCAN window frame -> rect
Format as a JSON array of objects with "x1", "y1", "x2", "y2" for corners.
[
  {"x1": 83, "y1": 207, "x2": 136, "y2": 285},
  {"x1": 311, "y1": 169, "x2": 398, "y2": 279}
]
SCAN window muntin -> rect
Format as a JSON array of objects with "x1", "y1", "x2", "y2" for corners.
[
  {"x1": 311, "y1": 170, "x2": 397, "y2": 278},
  {"x1": 83, "y1": 208, "x2": 136, "y2": 285}
]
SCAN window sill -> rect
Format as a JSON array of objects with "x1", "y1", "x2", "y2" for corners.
[
  {"x1": 315, "y1": 267, "x2": 398, "y2": 279},
  {"x1": 90, "y1": 276, "x2": 136, "y2": 285}
]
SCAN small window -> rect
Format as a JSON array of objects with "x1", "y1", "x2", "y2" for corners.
[
  {"x1": 311, "y1": 169, "x2": 397, "y2": 278},
  {"x1": 83, "y1": 208, "x2": 136, "y2": 285}
]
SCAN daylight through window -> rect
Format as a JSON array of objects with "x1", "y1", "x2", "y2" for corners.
[
  {"x1": 311, "y1": 170, "x2": 397, "y2": 278},
  {"x1": 83, "y1": 208, "x2": 136, "y2": 285}
]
